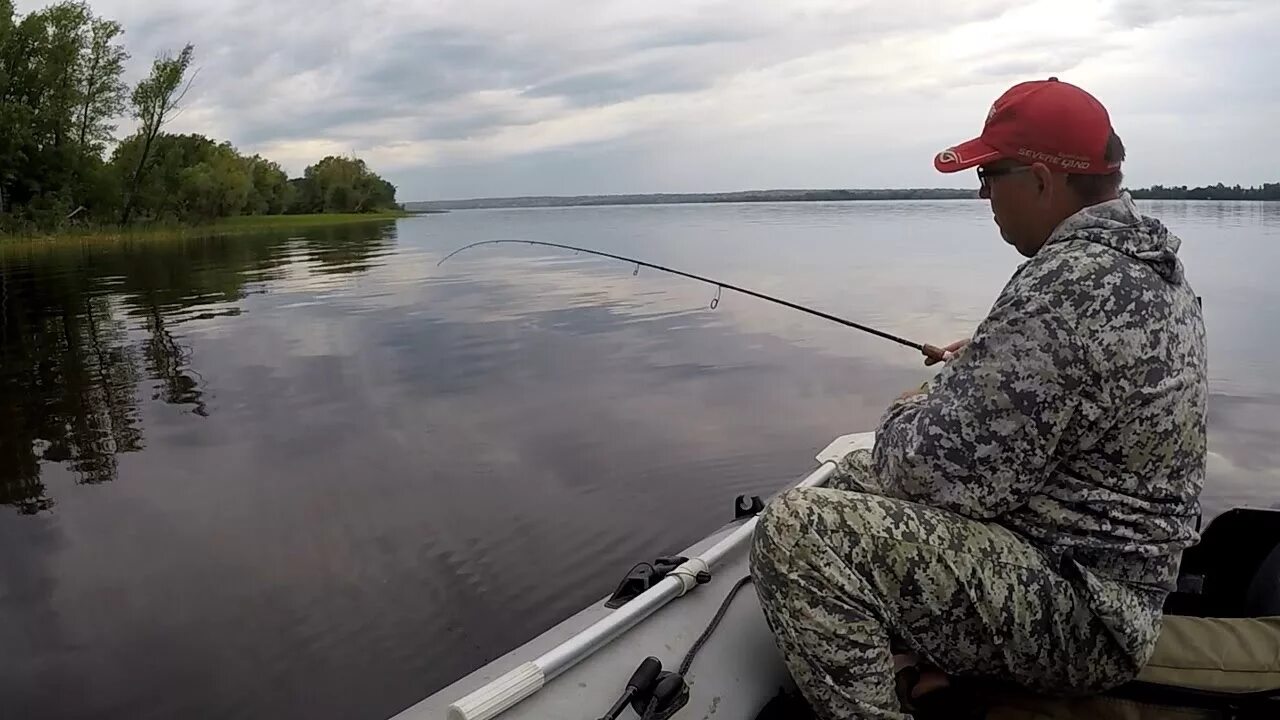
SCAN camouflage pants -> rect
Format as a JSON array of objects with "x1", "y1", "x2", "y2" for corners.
[{"x1": 750, "y1": 450, "x2": 1136, "y2": 720}]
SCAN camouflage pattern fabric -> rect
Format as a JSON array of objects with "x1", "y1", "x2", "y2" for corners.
[
  {"x1": 751, "y1": 473, "x2": 1140, "y2": 720},
  {"x1": 870, "y1": 193, "x2": 1206, "y2": 660},
  {"x1": 751, "y1": 194, "x2": 1206, "y2": 718}
]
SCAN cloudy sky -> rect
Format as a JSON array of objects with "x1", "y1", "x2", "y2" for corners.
[{"x1": 20, "y1": 0, "x2": 1280, "y2": 200}]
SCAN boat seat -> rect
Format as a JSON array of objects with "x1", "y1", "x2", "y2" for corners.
[
  {"x1": 1135, "y1": 615, "x2": 1280, "y2": 693},
  {"x1": 980, "y1": 615, "x2": 1280, "y2": 720}
]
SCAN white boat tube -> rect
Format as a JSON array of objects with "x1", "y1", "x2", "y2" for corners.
[{"x1": 446, "y1": 432, "x2": 875, "y2": 720}]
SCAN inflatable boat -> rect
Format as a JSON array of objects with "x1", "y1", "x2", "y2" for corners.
[{"x1": 394, "y1": 433, "x2": 1280, "y2": 720}]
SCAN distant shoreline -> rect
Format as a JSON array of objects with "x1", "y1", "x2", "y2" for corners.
[
  {"x1": 408, "y1": 186, "x2": 1278, "y2": 211},
  {"x1": 407, "y1": 189, "x2": 976, "y2": 210}
]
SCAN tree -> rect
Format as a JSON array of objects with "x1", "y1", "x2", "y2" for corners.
[
  {"x1": 243, "y1": 155, "x2": 291, "y2": 215},
  {"x1": 32, "y1": 2, "x2": 91, "y2": 152},
  {"x1": 176, "y1": 143, "x2": 251, "y2": 221},
  {"x1": 111, "y1": 133, "x2": 257, "y2": 223},
  {"x1": 0, "y1": 5, "x2": 412, "y2": 231},
  {"x1": 120, "y1": 43, "x2": 194, "y2": 225},
  {"x1": 0, "y1": 2, "x2": 94, "y2": 225},
  {"x1": 289, "y1": 155, "x2": 398, "y2": 214},
  {"x1": 76, "y1": 16, "x2": 127, "y2": 152},
  {"x1": 0, "y1": 2, "x2": 130, "y2": 226}
]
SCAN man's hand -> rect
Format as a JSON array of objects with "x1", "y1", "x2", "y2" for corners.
[{"x1": 923, "y1": 338, "x2": 970, "y2": 366}]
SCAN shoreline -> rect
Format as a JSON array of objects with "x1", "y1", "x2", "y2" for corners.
[{"x1": 2, "y1": 211, "x2": 413, "y2": 244}]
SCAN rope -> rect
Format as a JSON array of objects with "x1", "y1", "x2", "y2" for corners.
[{"x1": 679, "y1": 575, "x2": 753, "y2": 676}]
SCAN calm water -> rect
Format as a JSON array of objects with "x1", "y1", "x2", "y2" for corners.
[{"x1": 3, "y1": 201, "x2": 1279, "y2": 719}]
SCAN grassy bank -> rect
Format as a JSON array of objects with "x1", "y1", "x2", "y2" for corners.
[{"x1": 3, "y1": 210, "x2": 412, "y2": 244}]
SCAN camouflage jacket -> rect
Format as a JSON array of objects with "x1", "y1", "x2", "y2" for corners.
[{"x1": 873, "y1": 193, "x2": 1206, "y2": 656}]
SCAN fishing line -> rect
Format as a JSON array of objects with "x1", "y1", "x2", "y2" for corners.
[{"x1": 438, "y1": 239, "x2": 946, "y2": 362}]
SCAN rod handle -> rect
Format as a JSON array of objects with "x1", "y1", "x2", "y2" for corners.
[
  {"x1": 921, "y1": 343, "x2": 948, "y2": 365},
  {"x1": 448, "y1": 662, "x2": 544, "y2": 720}
]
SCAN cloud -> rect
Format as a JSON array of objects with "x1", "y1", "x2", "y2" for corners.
[
  {"x1": 1109, "y1": 0, "x2": 1254, "y2": 28},
  {"x1": 13, "y1": 0, "x2": 1279, "y2": 198},
  {"x1": 523, "y1": 68, "x2": 716, "y2": 108}
]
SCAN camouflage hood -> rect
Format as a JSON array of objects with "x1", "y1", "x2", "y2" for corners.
[{"x1": 1045, "y1": 192, "x2": 1186, "y2": 284}]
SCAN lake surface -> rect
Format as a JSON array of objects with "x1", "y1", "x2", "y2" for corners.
[{"x1": 3, "y1": 200, "x2": 1279, "y2": 720}]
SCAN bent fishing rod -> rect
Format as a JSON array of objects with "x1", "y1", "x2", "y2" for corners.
[{"x1": 438, "y1": 239, "x2": 949, "y2": 363}]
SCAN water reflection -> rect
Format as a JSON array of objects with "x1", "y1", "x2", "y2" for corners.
[{"x1": 0, "y1": 222, "x2": 398, "y2": 514}]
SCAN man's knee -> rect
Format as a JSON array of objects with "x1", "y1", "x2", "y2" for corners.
[
  {"x1": 751, "y1": 487, "x2": 805, "y2": 587},
  {"x1": 751, "y1": 487, "x2": 881, "y2": 602},
  {"x1": 751, "y1": 488, "x2": 868, "y2": 650},
  {"x1": 755, "y1": 486, "x2": 813, "y2": 543},
  {"x1": 752, "y1": 489, "x2": 813, "y2": 579}
]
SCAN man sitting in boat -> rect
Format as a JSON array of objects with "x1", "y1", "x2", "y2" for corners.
[{"x1": 751, "y1": 78, "x2": 1207, "y2": 719}]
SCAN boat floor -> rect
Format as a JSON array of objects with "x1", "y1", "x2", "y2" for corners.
[{"x1": 394, "y1": 516, "x2": 794, "y2": 720}]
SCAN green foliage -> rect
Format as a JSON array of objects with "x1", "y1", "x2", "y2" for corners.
[
  {"x1": 244, "y1": 155, "x2": 291, "y2": 215},
  {"x1": 288, "y1": 156, "x2": 398, "y2": 214},
  {"x1": 78, "y1": 16, "x2": 128, "y2": 152},
  {"x1": 121, "y1": 43, "x2": 194, "y2": 225},
  {"x1": 129, "y1": 44, "x2": 193, "y2": 136},
  {"x1": 113, "y1": 133, "x2": 240, "y2": 222},
  {"x1": 176, "y1": 145, "x2": 251, "y2": 222},
  {"x1": 105, "y1": 135, "x2": 398, "y2": 225},
  {"x1": 0, "y1": 0, "x2": 122, "y2": 225},
  {"x1": 0, "y1": 2, "x2": 398, "y2": 234}
]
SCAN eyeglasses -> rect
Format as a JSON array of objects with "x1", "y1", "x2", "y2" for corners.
[{"x1": 977, "y1": 164, "x2": 1033, "y2": 191}]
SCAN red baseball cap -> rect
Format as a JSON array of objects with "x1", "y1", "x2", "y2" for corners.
[{"x1": 934, "y1": 77, "x2": 1120, "y2": 175}]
